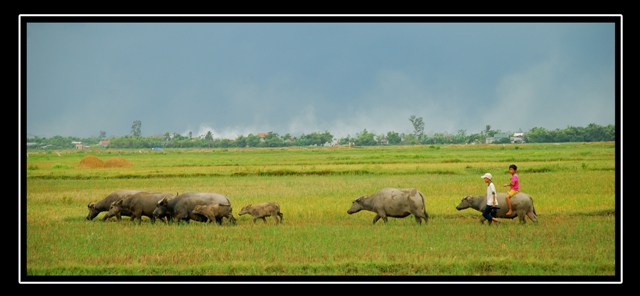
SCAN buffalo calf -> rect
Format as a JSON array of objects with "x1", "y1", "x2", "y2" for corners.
[
  {"x1": 238, "y1": 202, "x2": 283, "y2": 225},
  {"x1": 192, "y1": 204, "x2": 236, "y2": 225}
]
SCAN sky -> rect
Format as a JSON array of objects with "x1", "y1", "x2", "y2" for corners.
[{"x1": 22, "y1": 16, "x2": 619, "y2": 141}]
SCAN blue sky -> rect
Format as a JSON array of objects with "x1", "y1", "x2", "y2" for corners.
[{"x1": 22, "y1": 16, "x2": 619, "y2": 140}]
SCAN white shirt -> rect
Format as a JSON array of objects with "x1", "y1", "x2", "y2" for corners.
[{"x1": 486, "y1": 182, "x2": 497, "y2": 206}]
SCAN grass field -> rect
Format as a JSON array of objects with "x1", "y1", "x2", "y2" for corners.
[{"x1": 21, "y1": 142, "x2": 619, "y2": 281}]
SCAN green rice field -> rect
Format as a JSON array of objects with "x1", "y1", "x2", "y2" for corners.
[{"x1": 21, "y1": 142, "x2": 619, "y2": 282}]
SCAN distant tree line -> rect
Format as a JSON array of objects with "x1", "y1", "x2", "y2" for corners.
[{"x1": 25, "y1": 118, "x2": 616, "y2": 150}]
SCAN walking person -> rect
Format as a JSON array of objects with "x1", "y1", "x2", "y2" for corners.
[
  {"x1": 502, "y1": 164, "x2": 519, "y2": 216},
  {"x1": 481, "y1": 173, "x2": 500, "y2": 225}
]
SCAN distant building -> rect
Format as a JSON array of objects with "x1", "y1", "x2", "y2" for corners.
[
  {"x1": 257, "y1": 132, "x2": 269, "y2": 142},
  {"x1": 486, "y1": 133, "x2": 509, "y2": 144},
  {"x1": 510, "y1": 133, "x2": 525, "y2": 143},
  {"x1": 100, "y1": 140, "x2": 110, "y2": 147}
]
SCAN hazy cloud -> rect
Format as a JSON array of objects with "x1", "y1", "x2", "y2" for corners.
[{"x1": 23, "y1": 18, "x2": 618, "y2": 140}]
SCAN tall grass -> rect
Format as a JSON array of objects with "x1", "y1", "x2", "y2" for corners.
[{"x1": 22, "y1": 142, "x2": 618, "y2": 279}]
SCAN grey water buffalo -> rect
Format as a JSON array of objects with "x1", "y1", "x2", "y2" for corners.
[
  {"x1": 347, "y1": 188, "x2": 428, "y2": 225},
  {"x1": 105, "y1": 192, "x2": 174, "y2": 224},
  {"x1": 86, "y1": 190, "x2": 143, "y2": 221},
  {"x1": 153, "y1": 192, "x2": 236, "y2": 224},
  {"x1": 192, "y1": 204, "x2": 236, "y2": 225},
  {"x1": 455, "y1": 192, "x2": 538, "y2": 224},
  {"x1": 237, "y1": 202, "x2": 283, "y2": 225}
]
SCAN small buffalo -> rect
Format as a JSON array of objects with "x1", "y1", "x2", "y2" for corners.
[
  {"x1": 86, "y1": 190, "x2": 143, "y2": 221},
  {"x1": 192, "y1": 204, "x2": 236, "y2": 225},
  {"x1": 106, "y1": 192, "x2": 173, "y2": 224},
  {"x1": 347, "y1": 188, "x2": 428, "y2": 225},
  {"x1": 237, "y1": 202, "x2": 283, "y2": 225},
  {"x1": 455, "y1": 192, "x2": 538, "y2": 224},
  {"x1": 153, "y1": 192, "x2": 235, "y2": 224}
]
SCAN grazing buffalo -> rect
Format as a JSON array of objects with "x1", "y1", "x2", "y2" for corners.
[
  {"x1": 86, "y1": 190, "x2": 143, "y2": 221},
  {"x1": 455, "y1": 192, "x2": 538, "y2": 224},
  {"x1": 192, "y1": 204, "x2": 236, "y2": 225},
  {"x1": 347, "y1": 188, "x2": 428, "y2": 225},
  {"x1": 153, "y1": 192, "x2": 235, "y2": 224},
  {"x1": 237, "y1": 202, "x2": 283, "y2": 225},
  {"x1": 106, "y1": 192, "x2": 174, "y2": 224}
]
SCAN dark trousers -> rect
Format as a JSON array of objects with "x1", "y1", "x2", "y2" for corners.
[{"x1": 482, "y1": 205, "x2": 496, "y2": 221}]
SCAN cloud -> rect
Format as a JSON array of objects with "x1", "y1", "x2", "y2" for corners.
[
  {"x1": 184, "y1": 123, "x2": 260, "y2": 140},
  {"x1": 492, "y1": 51, "x2": 615, "y2": 132},
  {"x1": 24, "y1": 21, "x2": 617, "y2": 139}
]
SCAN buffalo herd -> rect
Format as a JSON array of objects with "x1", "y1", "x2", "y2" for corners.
[
  {"x1": 87, "y1": 190, "x2": 283, "y2": 225},
  {"x1": 87, "y1": 187, "x2": 538, "y2": 225}
]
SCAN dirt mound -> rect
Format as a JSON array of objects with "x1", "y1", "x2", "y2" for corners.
[
  {"x1": 104, "y1": 157, "x2": 133, "y2": 168},
  {"x1": 78, "y1": 156, "x2": 133, "y2": 168},
  {"x1": 78, "y1": 155, "x2": 104, "y2": 168}
]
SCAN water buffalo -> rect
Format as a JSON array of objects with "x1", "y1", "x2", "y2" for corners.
[
  {"x1": 347, "y1": 188, "x2": 428, "y2": 225},
  {"x1": 153, "y1": 192, "x2": 235, "y2": 224},
  {"x1": 86, "y1": 190, "x2": 143, "y2": 221},
  {"x1": 237, "y1": 202, "x2": 283, "y2": 225},
  {"x1": 455, "y1": 192, "x2": 538, "y2": 224},
  {"x1": 106, "y1": 192, "x2": 174, "y2": 224},
  {"x1": 192, "y1": 204, "x2": 236, "y2": 225}
]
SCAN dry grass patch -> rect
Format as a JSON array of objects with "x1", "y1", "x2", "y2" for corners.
[
  {"x1": 77, "y1": 155, "x2": 104, "y2": 168},
  {"x1": 77, "y1": 155, "x2": 133, "y2": 168},
  {"x1": 104, "y1": 157, "x2": 133, "y2": 168}
]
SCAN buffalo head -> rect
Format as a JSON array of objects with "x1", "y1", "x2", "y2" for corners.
[
  {"x1": 238, "y1": 204, "x2": 253, "y2": 216},
  {"x1": 86, "y1": 202, "x2": 99, "y2": 220},
  {"x1": 455, "y1": 196, "x2": 473, "y2": 211},
  {"x1": 347, "y1": 195, "x2": 367, "y2": 214},
  {"x1": 152, "y1": 196, "x2": 170, "y2": 219},
  {"x1": 104, "y1": 199, "x2": 124, "y2": 221}
]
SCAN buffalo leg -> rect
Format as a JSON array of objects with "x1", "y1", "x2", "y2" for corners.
[
  {"x1": 527, "y1": 210, "x2": 538, "y2": 223},
  {"x1": 412, "y1": 210, "x2": 426, "y2": 224},
  {"x1": 421, "y1": 211, "x2": 429, "y2": 224},
  {"x1": 372, "y1": 215, "x2": 381, "y2": 225},
  {"x1": 278, "y1": 212, "x2": 284, "y2": 223},
  {"x1": 378, "y1": 213, "x2": 388, "y2": 224},
  {"x1": 262, "y1": 217, "x2": 267, "y2": 224}
]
